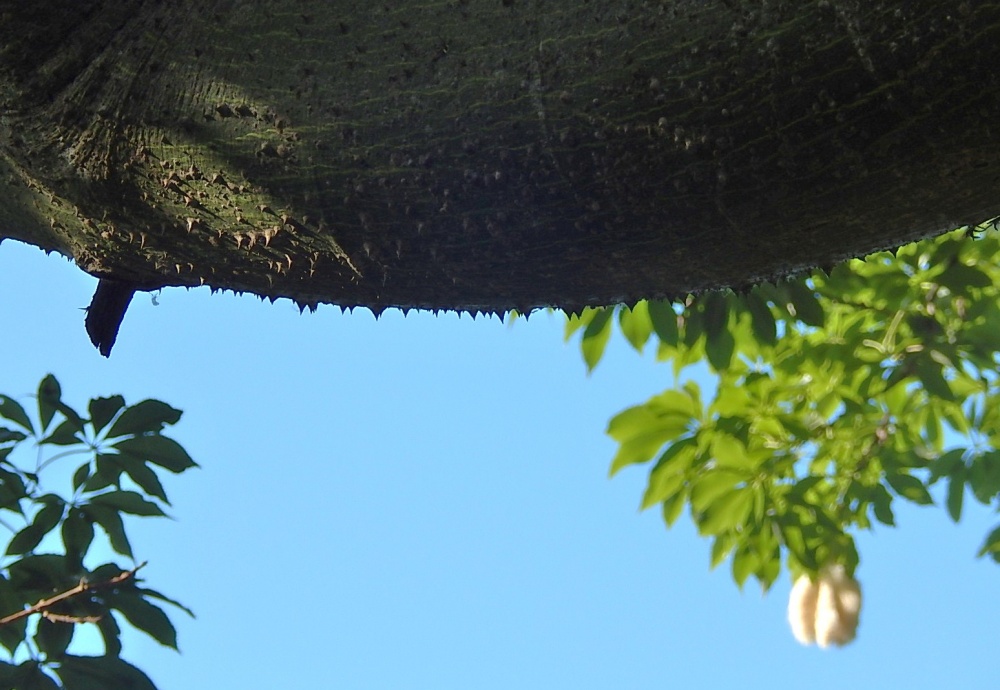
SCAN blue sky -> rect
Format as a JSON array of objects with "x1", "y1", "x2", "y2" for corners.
[{"x1": 0, "y1": 239, "x2": 997, "y2": 689}]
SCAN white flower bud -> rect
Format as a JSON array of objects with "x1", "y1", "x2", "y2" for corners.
[{"x1": 788, "y1": 564, "x2": 862, "y2": 648}]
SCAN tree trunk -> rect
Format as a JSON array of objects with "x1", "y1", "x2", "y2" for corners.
[{"x1": 2, "y1": 1, "x2": 998, "y2": 316}]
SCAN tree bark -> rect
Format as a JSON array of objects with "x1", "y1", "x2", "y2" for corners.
[{"x1": 2, "y1": 1, "x2": 998, "y2": 316}]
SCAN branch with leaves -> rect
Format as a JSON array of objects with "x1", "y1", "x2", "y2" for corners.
[
  {"x1": 569, "y1": 224, "x2": 1000, "y2": 642},
  {"x1": 0, "y1": 376, "x2": 196, "y2": 689},
  {"x1": 0, "y1": 562, "x2": 146, "y2": 627}
]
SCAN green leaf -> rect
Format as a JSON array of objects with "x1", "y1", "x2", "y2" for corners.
[
  {"x1": 41, "y1": 419, "x2": 84, "y2": 446},
  {"x1": 20, "y1": 662, "x2": 60, "y2": 690},
  {"x1": 118, "y1": 458, "x2": 169, "y2": 504},
  {"x1": 0, "y1": 576, "x2": 28, "y2": 654},
  {"x1": 618, "y1": 302, "x2": 653, "y2": 352},
  {"x1": 731, "y1": 546, "x2": 757, "y2": 588},
  {"x1": 647, "y1": 300, "x2": 679, "y2": 346},
  {"x1": 871, "y1": 484, "x2": 895, "y2": 526},
  {"x1": 884, "y1": 472, "x2": 934, "y2": 505},
  {"x1": 661, "y1": 490, "x2": 686, "y2": 526},
  {"x1": 112, "y1": 436, "x2": 198, "y2": 473},
  {"x1": 89, "y1": 491, "x2": 166, "y2": 517},
  {"x1": 928, "y1": 448, "x2": 966, "y2": 483},
  {"x1": 56, "y1": 655, "x2": 157, "y2": 690},
  {"x1": 0, "y1": 468, "x2": 28, "y2": 513},
  {"x1": 110, "y1": 592, "x2": 178, "y2": 649},
  {"x1": 690, "y1": 470, "x2": 744, "y2": 513},
  {"x1": 0, "y1": 427, "x2": 28, "y2": 443},
  {"x1": 697, "y1": 487, "x2": 753, "y2": 535},
  {"x1": 937, "y1": 260, "x2": 994, "y2": 292},
  {"x1": 702, "y1": 292, "x2": 729, "y2": 339},
  {"x1": 6, "y1": 499, "x2": 65, "y2": 555},
  {"x1": 916, "y1": 357, "x2": 954, "y2": 401},
  {"x1": 710, "y1": 434, "x2": 748, "y2": 469},
  {"x1": 35, "y1": 617, "x2": 74, "y2": 659},
  {"x1": 88, "y1": 396, "x2": 125, "y2": 435},
  {"x1": 581, "y1": 308, "x2": 613, "y2": 372},
  {"x1": 72, "y1": 463, "x2": 92, "y2": 493},
  {"x1": 563, "y1": 308, "x2": 596, "y2": 341},
  {"x1": 83, "y1": 505, "x2": 133, "y2": 558},
  {"x1": 608, "y1": 418, "x2": 690, "y2": 475},
  {"x1": 710, "y1": 532, "x2": 735, "y2": 568},
  {"x1": 96, "y1": 609, "x2": 123, "y2": 657},
  {"x1": 641, "y1": 438, "x2": 697, "y2": 509},
  {"x1": 37, "y1": 375, "x2": 62, "y2": 434},
  {"x1": 81, "y1": 455, "x2": 123, "y2": 493},
  {"x1": 705, "y1": 325, "x2": 735, "y2": 372},
  {"x1": 107, "y1": 399, "x2": 183, "y2": 438},
  {"x1": 607, "y1": 403, "x2": 693, "y2": 475},
  {"x1": 785, "y1": 281, "x2": 825, "y2": 327},
  {"x1": 137, "y1": 587, "x2": 195, "y2": 618},
  {"x1": 946, "y1": 472, "x2": 965, "y2": 522},
  {"x1": 743, "y1": 291, "x2": 777, "y2": 345},
  {"x1": 976, "y1": 525, "x2": 1000, "y2": 563},
  {"x1": 62, "y1": 508, "x2": 96, "y2": 561},
  {"x1": 0, "y1": 395, "x2": 34, "y2": 434},
  {"x1": 968, "y1": 452, "x2": 1000, "y2": 504}
]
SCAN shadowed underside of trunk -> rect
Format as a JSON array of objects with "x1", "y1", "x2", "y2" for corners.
[{"x1": 2, "y1": 0, "x2": 999, "y2": 317}]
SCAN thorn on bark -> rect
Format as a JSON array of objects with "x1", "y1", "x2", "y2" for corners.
[{"x1": 85, "y1": 279, "x2": 136, "y2": 357}]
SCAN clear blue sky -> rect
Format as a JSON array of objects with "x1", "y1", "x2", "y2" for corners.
[{"x1": 1, "y1": 239, "x2": 997, "y2": 689}]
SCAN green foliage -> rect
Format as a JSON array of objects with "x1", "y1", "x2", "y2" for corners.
[
  {"x1": 570, "y1": 225, "x2": 1000, "y2": 589},
  {"x1": 0, "y1": 376, "x2": 196, "y2": 688}
]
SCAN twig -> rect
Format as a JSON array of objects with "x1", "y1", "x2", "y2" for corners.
[{"x1": 0, "y1": 562, "x2": 147, "y2": 627}]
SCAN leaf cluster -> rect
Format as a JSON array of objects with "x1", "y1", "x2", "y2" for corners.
[
  {"x1": 0, "y1": 376, "x2": 196, "y2": 689},
  {"x1": 569, "y1": 225, "x2": 1000, "y2": 589}
]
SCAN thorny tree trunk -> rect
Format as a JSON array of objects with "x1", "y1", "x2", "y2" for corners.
[{"x1": 2, "y1": 1, "x2": 999, "y2": 319}]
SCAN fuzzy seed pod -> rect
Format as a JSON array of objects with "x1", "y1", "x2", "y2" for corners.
[{"x1": 788, "y1": 564, "x2": 861, "y2": 648}]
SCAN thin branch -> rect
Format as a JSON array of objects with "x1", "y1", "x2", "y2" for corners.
[{"x1": 0, "y1": 562, "x2": 147, "y2": 627}]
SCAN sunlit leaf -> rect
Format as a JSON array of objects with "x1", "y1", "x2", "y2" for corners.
[
  {"x1": 581, "y1": 308, "x2": 613, "y2": 372},
  {"x1": 618, "y1": 302, "x2": 653, "y2": 352},
  {"x1": 697, "y1": 487, "x2": 753, "y2": 535},
  {"x1": 641, "y1": 438, "x2": 697, "y2": 509},
  {"x1": 690, "y1": 470, "x2": 744, "y2": 512}
]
